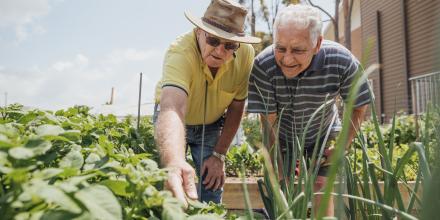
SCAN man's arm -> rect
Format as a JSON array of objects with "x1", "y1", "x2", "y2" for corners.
[
  {"x1": 155, "y1": 87, "x2": 197, "y2": 207},
  {"x1": 201, "y1": 99, "x2": 245, "y2": 190},
  {"x1": 259, "y1": 113, "x2": 277, "y2": 148},
  {"x1": 324, "y1": 104, "x2": 368, "y2": 161},
  {"x1": 259, "y1": 113, "x2": 285, "y2": 179},
  {"x1": 345, "y1": 104, "x2": 368, "y2": 150}
]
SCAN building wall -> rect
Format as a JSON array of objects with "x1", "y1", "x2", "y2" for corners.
[
  {"x1": 406, "y1": 0, "x2": 440, "y2": 77},
  {"x1": 360, "y1": 0, "x2": 440, "y2": 122},
  {"x1": 325, "y1": 0, "x2": 440, "y2": 122},
  {"x1": 360, "y1": 1, "x2": 409, "y2": 122}
]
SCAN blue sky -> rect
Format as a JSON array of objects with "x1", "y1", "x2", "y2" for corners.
[{"x1": 0, "y1": 0, "x2": 332, "y2": 114}]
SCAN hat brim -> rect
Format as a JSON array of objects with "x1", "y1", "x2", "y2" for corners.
[{"x1": 184, "y1": 11, "x2": 261, "y2": 44}]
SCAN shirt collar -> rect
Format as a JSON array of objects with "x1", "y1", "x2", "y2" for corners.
[{"x1": 308, "y1": 50, "x2": 325, "y2": 72}]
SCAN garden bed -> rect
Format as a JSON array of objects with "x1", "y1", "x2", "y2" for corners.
[{"x1": 223, "y1": 177, "x2": 421, "y2": 211}]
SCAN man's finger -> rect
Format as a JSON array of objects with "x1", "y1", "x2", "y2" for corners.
[
  {"x1": 166, "y1": 172, "x2": 188, "y2": 207},
  {"x1": 182, "y1": 168, "x2": 198, "y2": 200},
  {"x1": 201, "y1": 162, "x2": 207, "y2": 177},
  {"x1": 205, "y1": 176, "x2": 217, "y2": 190},
  {"x1": 203, "y1": 171, "x2": 212, "y2": 184},
  {"x1": 213, "y1": 176, "x2": 222, "y2": 190},
  {"x1": 220, "y1": 175, "x2": 225, "y2": 188}
]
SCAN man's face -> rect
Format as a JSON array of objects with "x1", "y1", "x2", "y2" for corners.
[
  {"x1": 196, "y1": 29, "x2": 238, "y2": 68},
  {"x1": 274, "y1": 25, "x2": 322, "y2": 78}
]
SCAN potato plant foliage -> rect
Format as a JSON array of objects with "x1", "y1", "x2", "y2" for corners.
[{"x1": 0, "y1": 104, "x2": 225, "y2": 220}]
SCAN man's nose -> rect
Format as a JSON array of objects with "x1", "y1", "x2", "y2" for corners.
[
  {"x1": 282, "y1": 52, "x2": 296, "y2": 65},
  {"x1": 214, "y1": 44, "x2": 228, "y2": 56}
]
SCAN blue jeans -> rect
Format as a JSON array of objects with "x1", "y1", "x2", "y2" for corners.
[{"x1": 153, "y1": 104, "x2": 224, "y2": 204}]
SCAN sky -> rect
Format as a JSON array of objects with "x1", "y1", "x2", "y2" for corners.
[{"x1": 0, "y1": 0, "x2": 333, "y2": 115}]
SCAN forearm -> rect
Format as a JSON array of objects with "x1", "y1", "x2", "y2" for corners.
[
  {"x1": 259, "y1": 113, "x2": 284, "y2": 178},
  {"x1": 214, "y1": 100, "x2": 245, "y2": 154},
  {"x1": 259, "y1": 113, "x2": 277, "y2": 150},
  {"x1": 345, "y1": 104, "x2": 368, "y2": 150},
  {"x1": 156, "y1": 110, "x2": 186, "y2": 165},
  {"x1": 155, "y1": 87, "x2": 188, "y2": 166}
]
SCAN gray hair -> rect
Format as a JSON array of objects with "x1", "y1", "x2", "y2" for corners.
[{"x1": 273, "y1": 4, "x2": 322, "y2": 45}]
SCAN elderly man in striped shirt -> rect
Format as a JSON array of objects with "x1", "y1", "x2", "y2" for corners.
[{"x1": 247, "y1": 4, "x2": 372, "y2": 216}]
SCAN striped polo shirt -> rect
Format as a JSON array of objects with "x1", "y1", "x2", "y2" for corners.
[{"x1": 247, "y1": 40, "x2": 372, "y2": 148}]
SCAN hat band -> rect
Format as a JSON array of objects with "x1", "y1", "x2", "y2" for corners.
[{"x1": 202, "y1": 17, "x2": 245, "y2": 37}]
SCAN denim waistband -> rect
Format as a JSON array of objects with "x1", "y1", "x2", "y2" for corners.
[{"x1": 186, "y1": 115, "x2": 225, "y2": 129}]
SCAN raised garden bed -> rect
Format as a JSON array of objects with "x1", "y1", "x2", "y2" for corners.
[{"x1": 223, "y1": 177, "x2": 421, "y2": 211}]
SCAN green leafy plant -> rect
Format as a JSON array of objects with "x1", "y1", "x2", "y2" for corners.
[
  {"x1": 226, "y1": 143, "x2": 263, "y2": 177},
  {"x1": 0, "y1": 105, "x2": 226, "y2": 220},
  {"x1": 241, "y1": 115, "x2": 262, "y2": 149}
]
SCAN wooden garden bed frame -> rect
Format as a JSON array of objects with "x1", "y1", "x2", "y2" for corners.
[{"x1": 223, "y1": 177, "x2": 421, "y2": 210}]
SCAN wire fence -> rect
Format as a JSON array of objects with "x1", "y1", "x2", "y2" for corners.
[{"x1": 409, "y1": 71, "x2": 440, "y2": 115}]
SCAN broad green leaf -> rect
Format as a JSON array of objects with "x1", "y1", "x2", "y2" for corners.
[
  {"x1": 42, "y1": 112, "x2": 61, "y2": 124},
  {"x1": 9, "y1": 146, "x2": 34, "y2": 159},
  {"x1": 17, "y1": 112, "x2": 38, "y2": 124},
  {"x1": 59, "y1": 173, "x2": 96, "y2": 193},
  {"x1": 59, "y1": 150, "x2": 84, "y2": 169},
  {"x1": 14, "y1": 212, "x2": 31, "y2": 220},
  {"x1": 0, "y1": 133, "x2": 14, "y2": 148},
  {"x1": 36, "y1": 124, "x2": 65, "y2": 136},
  {"x1": 41, "y1": 135, "x2": 70, "y2": 142},
  {"x1": 7, "y1": 167, "x2": 30, "y2": 183},
  {"x1": 0, "y1": 124, "x2": 19, "y2": 137},
  {"x1": 8, "y1": 139, "x2": 52, "y2": 160},
  {"x1": 25, "y1": 139, "x2": 52, "y2": 155},
  {"x1": 0, "y1": 164, "x2": 12, "y2": 174},
  {"x1": 100, "y1": 179, "x2": 132, "y2": 197},
  {"x1": 85, "y1": 152, "x2": 100, "y2": 164},
  {"x1": 161, "y1": 198, "x2": 186, "y2": 220},
  {"x1": 74, "y1": 185, "x2": 122, "y2": 220},
  {"x1": 39, "y1": 210, "x2": 92, "y2": 220},
  {"x1": 60, "y1": 130, "x2": 81, "y2": 142},
  {"x1": 36, "y1": 185, "x2": 82, "y2": 214},
  {"x1": 33, "y1": 168, "x2": 64, "y2": 179}
]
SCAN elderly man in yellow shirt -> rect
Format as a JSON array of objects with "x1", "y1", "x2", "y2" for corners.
[{"x1": 153, "y1": 0, "x2": 260, "y2": 206}]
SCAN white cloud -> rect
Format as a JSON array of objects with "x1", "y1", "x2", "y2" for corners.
[
  {"x1": 1, "y1": 48, "x2": 165, "y2": 114},
  {"x1": 51, "y1": 54, "x2": 89, "y2": 71},
  {"x1": 0, "y1": 0, "x2": 51, "y2": 42},
  {"x1": 106, "y1": 48, "x2": 160, "y2": 65}
]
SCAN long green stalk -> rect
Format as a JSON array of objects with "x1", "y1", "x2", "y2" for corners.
[
  {"x1": 240, "y1": 165, "x2": 254, "y2": 220},
  {"x1": 315, "y1": 192, "x2": 418, "y2": 220},
  {"x1": 316, "y1": 64, "x2": 378, "y2": 219}
]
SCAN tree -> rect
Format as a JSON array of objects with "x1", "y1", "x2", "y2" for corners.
[
  {"x1": 342, "y1": 0, "x2": 355, "y2": 50},
  {"x1": 306, "y1": 0, "x2": 355, "y2": 50},
  {"x1": 239, "y1": 0, "x2": 281, "y2": 54}
]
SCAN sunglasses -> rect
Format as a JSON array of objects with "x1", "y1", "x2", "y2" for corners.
[{"x1": 204, "y1": 32, "x2": 240, "y2": 51}]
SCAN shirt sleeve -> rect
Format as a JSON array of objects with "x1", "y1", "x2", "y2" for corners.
[
  {"x1": 247, "y1": 61, "x2": 277, "y2": 114},
  {"x1": 161, "y1": 49, "x2": 193, "y2": 95},
  {"x1": 339, "y1": 56, "x2": 372, "y2": 108},
  {"x1": 234, "y1": 45, "x2": 255, "y2": 101}
]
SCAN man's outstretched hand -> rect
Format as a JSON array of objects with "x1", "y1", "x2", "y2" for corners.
[{"x1": 165, "y1": 161, "x2": 198, "y2": 208}]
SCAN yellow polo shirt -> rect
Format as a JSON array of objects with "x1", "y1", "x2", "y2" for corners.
[{"x1": 155, "y1": 30, "x2": 255, "y2": 125}]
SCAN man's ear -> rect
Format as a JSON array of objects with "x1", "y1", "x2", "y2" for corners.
[
  {"x1": 195, "y1": 28, "x2": 203, "y2": 36},
  {"x1": 313, "y1": 36, "x2": 323, "y2": 54}
]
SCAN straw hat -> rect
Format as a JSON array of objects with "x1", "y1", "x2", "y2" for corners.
[{"x1": 184, "y1": 0, "x2": 261, "y2": 44}]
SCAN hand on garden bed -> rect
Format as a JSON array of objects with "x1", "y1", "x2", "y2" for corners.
[
  {"x1": 322, "y1": 147, "x2": 349, "y2": 166},
  {"x1": 165, "y1": 161, "x2": 198, "y2": 208},
  {"x1": 201, "y1": 156, "x2": 226, "y2": 191}
]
